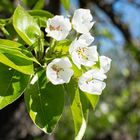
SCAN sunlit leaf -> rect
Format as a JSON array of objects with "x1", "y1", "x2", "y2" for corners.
[
  {"x1": 84, "y1": 93, "x2": 99, "y2": 110},
  {"x1": 25, "y1": 70, "x2": 65, "y2": 133},
  {"x1": 65, "y1": 79, "x2": 88, "y2": 140},
  {"x1": 13, "y1": 5, "x2": 41, "y2": 45},
  {"x1": 0, "y1": 39, "x2": 34, "y2": 75}
]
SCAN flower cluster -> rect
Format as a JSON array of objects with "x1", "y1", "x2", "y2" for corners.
[{"x1": 45, "y1": 9, "x2": 111, "y2": 95}]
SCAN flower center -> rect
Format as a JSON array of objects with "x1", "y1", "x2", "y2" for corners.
[
  {"x1": 86, "y1": 78, "x2": 93, "y2": 84},
  {"x1": 52, "y1": 64, "x2": 64, "y2": 78},
  {"x1": 86, "y1": 77, "x2": 103, "y2": 84},
  {"x1": 76, "y1": 47, "x2": 88, "y2": 60},
  {"x1": 50, "y1": 25, "x2": 61, "y2": 31}
]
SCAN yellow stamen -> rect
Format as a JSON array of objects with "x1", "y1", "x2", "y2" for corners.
[
  {"x1": 76, "y1": 47, "x2": 88, "y2": 60},
  {"x1": 52, "y1": 65, "x2": 64, "y2": 78}
]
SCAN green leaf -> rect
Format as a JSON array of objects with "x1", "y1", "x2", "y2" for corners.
[
  {"x1": 92, "y1": 56, "x2": 100, "y2": 69},
  {"x1": 71, "y1": 62, "x2": 82, "y2": 78},
  {"x1": 0, "y1": 39, "x2": 21, "y2": 48},
  {"x1": 0, "y1": 63, "x2": 30, "y2": 110},
  {"x1": 29, "y1": 10, "x2": 53, "y2": 18},
  {"x1": 65, "y1": 79, "x2": 88, "y2": 140},
  {"x1": 33, "y1": 0, "x2": 45, "y2": 10},
  {"x1": 0, "y1": 0, "x2": 14, "y2": 14},
  {"x1": 13, "y1": 5, "x2": 41, "y2": 45},
  {"x1": 0, "y1": 53, "x2": 34, "y2": 75},
  {"x1": 0, "y1": 39, "x2": 34, "y2": 75},
  {"x1": 0, "y1": 39, "x2": 40, "y2": 64},
  {"x1": 22, "y1": 0, "x2": 38, "y2": 7},
  {"x1": 46, "y1": 40, "x2": 71, "y2": 61},
  {"x1": 29, "y1": 10, "x2": 53, "y2": 27},
  {"x1": 84, "y1": 93, "x2": 99, "y2": 110},
  {"x1": 61, "y1": 0, "x2": 70, "y2": 10},
  {"x1": 4, "y1": 22, "x2": 27, "y2": 44},
  {"x1": 54, "y1": 40, "x2": 71, "y2": 56},
  {"x1": 79, "y1": 91, "x2": 90, "y2": 118},
  {"x1": 24, "y1": 70, "x2": 65, "y2": 133}
]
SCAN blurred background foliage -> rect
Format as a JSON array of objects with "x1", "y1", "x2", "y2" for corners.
[{"x1": 0, "y1": 0, "x2": 140, "y2": 140}]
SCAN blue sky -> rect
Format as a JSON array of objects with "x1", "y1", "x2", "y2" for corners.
[{"x1": 114, "y1": 0, "x2": 140, "y2": 39}]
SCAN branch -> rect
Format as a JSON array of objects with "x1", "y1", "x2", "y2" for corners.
[
  {"x1": 128, "y1": 0, "x2": 140, "y2": 8},
  {"x1": 44, "y1": 0, "x2": 60, "y2": 14},
  {"x1": 92, "y1": 0, "x2": 132, "y2": 43}
]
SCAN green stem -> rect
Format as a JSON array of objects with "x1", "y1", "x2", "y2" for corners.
[
  {"x1": 37, "y1": 38, "x2": 44, "y2": 63},
  {"x1": 47, "y1": 38, "x2": 56, "y2": 56},
  {"x1": 44, "y1": 39, "x2": 56, "y2": 62},
  {"x1": 1, "y1": 27, "x2": 9, "y2": 36},
  {"x1": 50, "y1": 39, "x2": 56, "y2": 51}
]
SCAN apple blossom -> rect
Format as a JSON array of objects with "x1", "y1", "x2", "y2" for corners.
[
  {"x1": 46, "y1": 57, "x2": 73, "y2": 85},
  {"x1": 100, "y1": 56, "x2": 112, "y2": 73},
  {"x1": 45, "y1": 15, "x2": 71, "y2": 41},
  {"x1": 78, "y1": 69, "x2": 107, "y2": 95},
  {"x1": 72, "y1": 9, "x2": 94, "y2": 33},
  {"x1": 69, "y1": 34, "x2": 98, "y2": 69}
]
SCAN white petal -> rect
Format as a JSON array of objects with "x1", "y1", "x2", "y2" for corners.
[
  {"x1": 86, "y1": 69, "x2": 107, "y2": 80},
  {"x1": 59, "y1": 69, "x2": 74, "y2": 83},
  {"x1": 89, "y1": 80, "x2": 106, "y2": 95},
  {"x1": 71, "y1": 51, "x2": 81, "y2": 69},
  {"x1": 86, "y1": 46, "x2": 98, "y2": 63},
  {"x1": 79, "y1": 33, "x2": 94, "y2": 46},
  {"x1": 65, "y1": 18, "x2": 72, "y2": 31},
  {"x1": 100, "y1": 56, "x2": 112, "y2": 73},
  {"x1": 48, "y1": 30, "x2": 60, "y2": 40},
  {"x1": 69, "y1": 38, "x2": 78, "y2": 54},
  {"x1": 59, "y1": 57, "x2": 73, "y2": 69}
]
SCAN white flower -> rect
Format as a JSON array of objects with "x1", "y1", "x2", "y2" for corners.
[
  {"x1": 46, "y1": 57, "x2": 73, "y2": 85},
  {"x1": 72, "y1": 9, "x2": 94, "y2": 33},
  {"x1": 78, "y1": 69, "x2": 107, "y2": 95},
  {"x1": 45, "y1": 16, "x2": 71, "y2": 41},
  {"x1": 69, "y1": 34, "x2": 98, "y2": 69},
  {"x1": 100, "y1": 56, "x2": 112, "y2": 73}
]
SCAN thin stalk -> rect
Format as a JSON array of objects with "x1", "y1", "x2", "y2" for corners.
[
  {"x1": 50, "y1": 38, "x2": 56, "y2": 51},
  {"x1": 37, "y1": 38, "x2": 44, "y2": 63}
]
